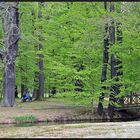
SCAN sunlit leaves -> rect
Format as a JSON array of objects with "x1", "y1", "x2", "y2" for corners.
[{"x1": 0, "y1": 2, "x2": 138, "y2": 103}]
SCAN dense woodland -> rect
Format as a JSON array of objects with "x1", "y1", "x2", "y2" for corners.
[{"x1": 0, "y1": 2, "x2": 139, "y2": 116}]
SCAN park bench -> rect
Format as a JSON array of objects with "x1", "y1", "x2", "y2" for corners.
[{"x1": 115, "y1": 93, "x2": 140, "y2": 111}]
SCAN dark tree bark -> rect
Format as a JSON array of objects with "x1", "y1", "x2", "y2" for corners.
[
  {"x1": 32, "y1": 2, "x2": 44, "y2": 100},
  {"x1": 31, "y1": 8, "x2": 39, "y2": 99},
  {"x1": 32, "y1": 73, "x2": 39, "y2": 99},
  {"x1": 104, "y1": 1, "x2": 107, "y2": 10},
  {"x1": 37, "y1": 2, "x2": 44, "y2": 100},
  {"x1": 115, "y1": 22, "x2": 123, "y2": 105},
  {"x1": 15, "y1": 85, "x2": 18, "y2": 98},
  {"x1": 97, "y1": 23, "x2": 109, "y2": 115},
  {"x1": 116, "y1": 22, "x2": 122, "y2": 43},
  {"x1": 0, "y1": 3, "x2": 19, "y2": 107},
  {"x1": 108, "y1": 2, "x2": 116, "y2": 119},
  {"x1": 97, "y1": 2, "x2": 109, "y2": 115},
  {"x1": 108, "y1": 2, "x2": 123, "y2": 118},
  {"x1": 110, "y1": 2, "x2": 115, "y2": 12}
]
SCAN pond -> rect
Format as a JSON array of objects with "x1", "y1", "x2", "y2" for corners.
[
  {"x1": 0, "y1": 117, "x2": 138, "y2": 128},
  {"x1": 0, "y1": 120, "x2": 140, "y2": 138}
]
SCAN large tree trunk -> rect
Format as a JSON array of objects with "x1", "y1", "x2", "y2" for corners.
[
  {"x1": 32, "y1": 2, "x2": 44, "y2": 100},
  {"x1": 107, "y1": 2, "x2": 116, "y2": 118},
  {"x1": 107, "y1": 2, "x2": 124, "y2": 118},
  {"x1": 31, "y1": 8, "x2": 39, "y2": 99},
  {"x1": 97, "y1": 23, "x2": 109, "y2": 115},
  {"x1": 0, "y1": 2, "x2": 19, "y2": 107},
  {"x1": 115, "y1": 22, "x2": 123, "y2": 105},
  {"x1": 3, "y1": 63, "x2": 15, "y2": 106},
  {"x1": 97, "y1": 2, "x2": 109, "y2": 115},
  {"x1": 32, "y1": 72, "x2": 39, "y2": 99},
  {"x1": 38, "y1": 2, "x2": 44, "y2": 100}
]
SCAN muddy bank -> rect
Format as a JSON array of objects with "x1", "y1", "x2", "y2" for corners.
[
  {"x1": 0, "y1": 105, "x2": 108, "y2": 125},
  {"x1": 0, "y1": 106, "x2": 98, "y2": 125},
  {"x1": 0, "y1": 100, "x2": 139, "y2": 125}
]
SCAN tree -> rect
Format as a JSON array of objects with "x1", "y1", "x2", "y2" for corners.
[
  {"x1": 32, "y1": 2, "x2": 44, "y2": 100},
  {"x1": 97, "y1": 2, "x2": 109, "y2": 115},
  {"x1": 108, "y1": 2, "x2": 123, "y2": 118},
  {"x1": 97, "y1": 2, "x2": 123, "y2": 117},
  {"x1": 107, "y1": 2, "x2": 116, "y2": 118},
  {"x1": 32, "y1": 6, "x2": 39, "y2": 99},
  {"x1": 37, "y1": 2, "x2": 45, "y2": 100},
  {"x1": 0, "y1": 2, "x2": 138, "y2": 108},
  {"x1": 0, "y1": 2, "x2": 19, "y2": 107}
]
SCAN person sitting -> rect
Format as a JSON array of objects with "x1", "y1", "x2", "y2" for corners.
[{"x1": 20, "y1": 90, "x2": 32, "y2": 102}]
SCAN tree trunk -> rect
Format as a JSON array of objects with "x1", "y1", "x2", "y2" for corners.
[
  {"x1": 21, "y1": 84, "x2": 24, "y2": 97},
  {"x1": 107, "y1": 2, "x2": 124, "y2": 118},
  {"x1": 32, "y1": 2, "x2": 44, "y2": 100},
  {"x1": 38, "y1": 2, "x2": 44, "y2": 100},
  {"x1": 1, "y1": 2, "x2": 19, "y2": 107},
  {"x1": 32, "y1": 72, "x2": 39, "y2": 99},
  {"x1": 104, "y1": 1, "x2": 107, "y2": 10},
  {"x1": 115, "y1": 22, "x2": 123, "y2": 105},
  {"x1": 107, "y1": 2, "x2": 117, "y2": 118},
  {"x1": 108, "y1": 2, "x2": 124, "y2": 119},
  {"x1": 38, "y1": 54, "x2": 44, "y2": 99},
  {"x1": 31, "y1": 8, "x2": 39, "y2": 99},
  {"x1": 97, "y1": 2, "x2": 109, "y2": 115},
  {"x1": 15, "y1": 85, "x2": 18, "y2": 98},
  {"x1": 3, "y1": 63, "x2": 15, "y2": 106}
]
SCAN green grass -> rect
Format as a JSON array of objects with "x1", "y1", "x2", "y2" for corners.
[
  {"x1": 14, "y1": 115, "x2": 36, "y2": 123},
  {"x1": 46, "y1": 92, "x2": 111, "y2": 108},
  {"x1": 45, "y1": 92, "x2": 99, "y2": 107}
]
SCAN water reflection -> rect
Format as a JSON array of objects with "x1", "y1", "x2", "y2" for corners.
[{"x1": 0, "y1": 118, "x2": 138, "y2": 128}]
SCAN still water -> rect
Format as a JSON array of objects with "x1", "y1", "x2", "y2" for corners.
[{"x1": 0, "y1": 118, "x2": 138, "y2": 128}]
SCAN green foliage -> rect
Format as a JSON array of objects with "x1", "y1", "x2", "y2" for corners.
[
  {"x1": 13, "y1": 2, "x2": 140, "y2": 104},
  {"x1": 14, "y1": 115, "x2": 36, "y2": 123},
  {"x1": 55, "y1": 91, "x2": 98, "y2": 106},
  {"x1": 0, "y1": 2, "x2": 139, "y2": 105}
]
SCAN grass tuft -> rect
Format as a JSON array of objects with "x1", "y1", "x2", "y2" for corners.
[{"x1": 14, "y1": 115, "x2": 36, "y2": 123}]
